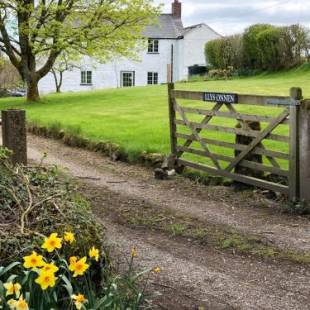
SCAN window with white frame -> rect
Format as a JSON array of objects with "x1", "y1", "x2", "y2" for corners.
[
  {"x1": 148, "y1": 39, "x2": 159, "y2": 53},
  {"x1": 147, "y1": 72, "x2": 158, "y2": 85},
  {"x1": 81, "y1": 70, "x2": 92, "y2": 85}
]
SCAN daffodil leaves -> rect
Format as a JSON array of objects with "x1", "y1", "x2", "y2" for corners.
[
  {"x1": 60, "y1": 274, "x2": 73, "y2": 297},
  {"x1": 0, "y1": 262, "x2": 21, "y2": 277}
]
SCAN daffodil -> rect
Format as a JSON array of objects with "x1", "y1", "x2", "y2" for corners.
[
  {"x1": 64, "y1": 232, "x2": 75, "y2": 244},
  {"x1": 71, "y1": 294, "x2": 88, "y2": 310},
  {"x1": 153, "y1": 267, "x2": 161, "y2": 273},
  {"x1": 70, "y1": 257, "x2": 89, "y2": 278},
  {"x1": 41, "y1": 233, "x2": 62, "y2": 252},
  {"x1": 35, "y1": 270, "x2": 57, "y2": 290},
  {"x1": 7, "y1": 299, "x2": 16, "y2": 309},
  {"x1": 41, "y1": 262, "x2": 59, "y2": 274},
  {"x1": 14, "y1": 296, "x2": 29, "y2": 310},
  {"x1": 23, "y1": 252, "x2": 45, "y2": 269},
  {"x1": 88, "y1": 246, "x2": 100, "y2": 262},
  {"x1": 69, "y1": 256, "x2": 78, "y2": 271},
  {"x1": 131, "y1": 247, "x2": 137, "y2": 258},
  {"x1": 3, "y1": 282, "x2": 21, "y2": 298}
]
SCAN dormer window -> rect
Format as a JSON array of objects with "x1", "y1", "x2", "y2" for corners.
[{"x1": 148, "y1": 39, "x2": 159, "y2": 53}]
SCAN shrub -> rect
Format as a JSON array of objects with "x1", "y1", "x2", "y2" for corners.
[
  {"x1": 205, "y1": 36, "x2": 242, "y2": 69},
  {"x1": 208, "y1": 67, "x2": 234, "y2": 80},
  {"x1": 257, "y1": 26, "x2": 285, "y2": 70},
  {"x1": 242, "y1": 24, "x2": 274, "y2": 69}
]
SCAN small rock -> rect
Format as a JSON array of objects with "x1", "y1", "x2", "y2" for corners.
[{"x1": 154, "y1": 168, "x2": 168, "y2": 180}]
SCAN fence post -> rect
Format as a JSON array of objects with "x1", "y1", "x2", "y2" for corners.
[
  {"x1": 168, "y1": 83, "x2": 177, "y2": 163},
  {"x1": 289, "y1": 88, "x2": 302, "y2": 202},
  {"x1": 298, "y1": 99, "x2": 310, "y2": 201},
  {"x1": 2, "y1": 109, "x2": 27, "y2": 165}
]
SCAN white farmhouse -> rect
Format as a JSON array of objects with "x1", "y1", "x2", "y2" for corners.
[{"x1": 39, "y1": 0, "x2": 221, "y2": 94}]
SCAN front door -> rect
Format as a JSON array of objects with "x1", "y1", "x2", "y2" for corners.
[{"x1": 121, "y1": 71, "x2": 135, "y2": 87}]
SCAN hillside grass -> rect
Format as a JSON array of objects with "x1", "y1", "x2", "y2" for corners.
[{"x1": 0, "y1": 64, "x2": 310, "y2": 167}]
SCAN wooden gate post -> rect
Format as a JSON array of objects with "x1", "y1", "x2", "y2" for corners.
[
  {"x1": 298, "y1": 99, "x2": 310, "y2": 202},
  {"x1": 2, "y1": 109, "x2": 27, "y2": 165},
  {"x1": 168, "y1": 83, "x2": 177, "y2": 166},
  {"x1": 289, "y1": 88, "x2": 302, "y2": 201}
]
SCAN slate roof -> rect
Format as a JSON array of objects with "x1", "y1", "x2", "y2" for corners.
[
  {"x1": 143, "y1": 14, "x2": 184, "y2": 39},
  {"x1": 184, "y1": 23, "x2": 222, "y2": 37}
]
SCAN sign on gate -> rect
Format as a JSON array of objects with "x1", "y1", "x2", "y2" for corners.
[{"x1": 204, "y1": 92, "x2": 238, "y2": 104}]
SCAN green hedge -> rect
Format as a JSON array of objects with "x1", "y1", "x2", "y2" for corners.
[{"x1": 205, "y1": 24, "x2": 309, "y2": 72}]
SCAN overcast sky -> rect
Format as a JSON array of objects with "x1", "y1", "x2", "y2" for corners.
[{"x1": 154, "y1": 0, "x2": 310, "y2": 35}]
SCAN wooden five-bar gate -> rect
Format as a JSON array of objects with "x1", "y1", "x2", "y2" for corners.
[{"x1": 167, "y1": 83, "x2": 310, "y2": 202}]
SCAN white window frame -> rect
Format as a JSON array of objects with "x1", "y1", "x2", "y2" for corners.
[
  {"x1": 121, "y1": 71, "x2": 135, "y2": 87},
  {"x1": 81, "y1": 70, "x2": 92, "y2": 85},
  {"x1": 148, "y1": 39, "x2": 159, "y2": 53},
  {"x1": 147, "y1": 72, "x2": 159, "y2": 85}
]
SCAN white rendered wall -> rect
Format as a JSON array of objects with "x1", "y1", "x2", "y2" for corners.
[
  {"x1": 180, "y1": 25, "x2": 221, "y2": 80},
  {"x1": 39, "y1": 39, "x2": 178, "y2": 94}
]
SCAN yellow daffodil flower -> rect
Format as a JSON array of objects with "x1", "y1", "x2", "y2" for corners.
[
  {"x1": 69, "y1": 256, "x2": 78, "y2": 271},
  {"x1": 35, "y1": 270, "x2": 57, "y2": 290},
  {"x1": 88, "y1": 247, "x2": 100, "y2": 262},
  {"x1": 71, "y1": 294, "x2": 88, "y2": 310},
  {"x1": 7, "y1": 299, "x2": 17, "y2": 309},
  {"x1": 14, "y1": 296, "x2": 29, "y2": 310},
  {"x1": 23, "y1": 251, "x2": 45, "y2": 269},
  {"x1": 3, "y1": 282, "x2": 21, "y2": 298},
  {"x1": 41, "y1": 233, "x2": 62, "y2": 253},
  {"x1": 70, "y1": 257, "x2": 89, "y2": 277},
  {"x1": 41, "y1": 262, "x2": 59, "y2": 274},
  {"x1": 64, "y1": 232, "x2": 75, "y2": 244},
  {"x1": 153, "y1": 267, "x2": 161, "y2": 273},
  {"x1": 131, "y1": 247, "x2": 137, "y2": 258}
]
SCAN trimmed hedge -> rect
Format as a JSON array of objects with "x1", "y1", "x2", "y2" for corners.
[{"x1": 205, "y1": 24, "x2": 310, "y2": 72}]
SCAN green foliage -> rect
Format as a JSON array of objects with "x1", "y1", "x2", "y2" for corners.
[
  {"x1": 205, "y1": 35, "x2": 242, "y2": 70},
  {"x1": 0, "y1": 239, "x2": 153, "y2": 309},
  {"x1": 206, "y1": 23, "x2": 310, "y2": 73},
  {"x1": 257, "y1": 26, "x2": 284, "y2": 70},
  {"x1": 242, "y1": 24, "x2": 274, "y2": 69}
]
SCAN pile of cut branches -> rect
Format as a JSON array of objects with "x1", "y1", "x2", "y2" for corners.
[{"x1": 0, "y1": 148, "x2": 103, "y2": 265}]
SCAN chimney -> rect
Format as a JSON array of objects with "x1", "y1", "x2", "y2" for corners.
[{"x1": 172, "y1": 0, "x2": 182, "y2": 18}]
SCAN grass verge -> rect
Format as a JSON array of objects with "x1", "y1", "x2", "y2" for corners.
[{"x1": 86, "y1": 182, "x2": 310, "y2": 265}]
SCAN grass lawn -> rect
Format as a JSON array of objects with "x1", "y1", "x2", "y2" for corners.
[{"x1": 0, "y1": 64, "x2": 309, "y2": 167}]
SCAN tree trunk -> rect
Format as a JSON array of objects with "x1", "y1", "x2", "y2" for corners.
[
  {"x1": 57, "y1": 71, "x2": 63, "y2": 93},
  {"x1": 26, "y1": 79, "x2": 40, "y2": 102}
]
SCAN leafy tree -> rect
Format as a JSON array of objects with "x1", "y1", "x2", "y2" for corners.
[
  {"x1": 242, "y1": 24, "x2": 274, "y2": 69},
  {"x1": 205, "y1": 39, "x2": 221, "y2": 68},
  {"x1": 257, "y1": 26, "x2": 283, "y2": 70},
  {"x1": 205, "y1": 35, "x2": 242, "y2": 70},
  {"x1": 0, "y1": 0, "x2": 160, "y2": 101},
  {"x1": 282, "y1": 25, "x2": 309, "y2": 65}
]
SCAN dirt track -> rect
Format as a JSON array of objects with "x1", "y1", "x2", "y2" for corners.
[{"x1": 26, "y1": 134, "x2": 310, "y2": 310}]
